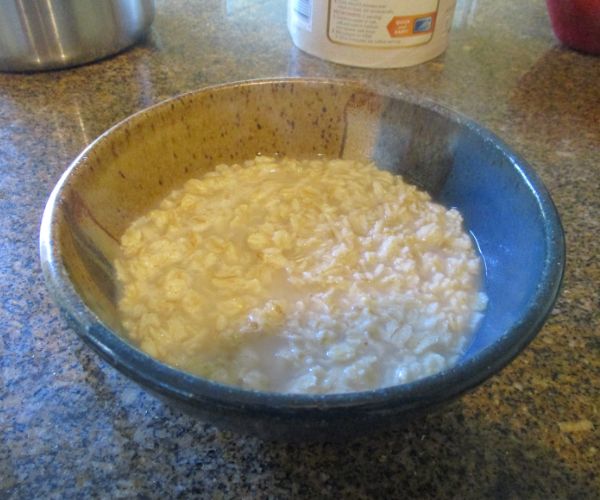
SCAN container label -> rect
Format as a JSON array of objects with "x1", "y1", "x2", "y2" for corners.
[{"x1": 328, "y1": 0, "x2": 439, "y2": 47}]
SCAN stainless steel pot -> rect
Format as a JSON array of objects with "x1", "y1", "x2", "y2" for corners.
[{"x1": 0, "y1": 0, "x2": 155, "y2": 72}]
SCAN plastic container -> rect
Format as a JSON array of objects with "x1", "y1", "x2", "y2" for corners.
[{"x1": 287, "y1": 0, "x2": 457, "y2": 68}]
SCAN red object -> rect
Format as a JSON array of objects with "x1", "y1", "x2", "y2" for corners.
[{"x1": 546, "y1": 0, "x2": 600, "y2": 54}]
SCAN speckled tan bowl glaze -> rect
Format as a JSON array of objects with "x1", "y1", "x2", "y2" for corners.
[
  {"x1": 42, "y1": 79, "x2": 453, "y2": 336},
  {"x1": 40, "y1": 78, "x2": 564, "y2": 440}
]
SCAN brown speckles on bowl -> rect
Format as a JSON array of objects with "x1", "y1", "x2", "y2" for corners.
[{"x1": 39, "y1": 78, "x2": 464, "y2": 356}]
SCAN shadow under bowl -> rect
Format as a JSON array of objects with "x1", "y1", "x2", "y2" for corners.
[{"x1": 40, "y1": 78, "x2": 565, "y2": 440}]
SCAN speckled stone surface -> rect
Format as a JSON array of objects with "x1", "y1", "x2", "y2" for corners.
[{"x1": 1, "y1": 0, "x2": 598, "y2": 497}]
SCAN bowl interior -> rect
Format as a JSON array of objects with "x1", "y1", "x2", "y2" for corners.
[{"x1": 42, "y1": 79, "x2": 564, "y2": 394}]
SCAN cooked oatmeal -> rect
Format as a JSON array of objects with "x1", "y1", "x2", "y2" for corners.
[{"x1": 115, "y1": 156, "x2": 487, "y2": 393}]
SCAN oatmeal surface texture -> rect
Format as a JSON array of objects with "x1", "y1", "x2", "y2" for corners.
[{"x1": 115, "y1": 156, "x2": 487, "y2": 393}]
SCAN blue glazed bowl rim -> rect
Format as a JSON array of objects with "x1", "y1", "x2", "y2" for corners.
[{"x1": 40, "y1": 77, "x2": 566, "y2": 413}]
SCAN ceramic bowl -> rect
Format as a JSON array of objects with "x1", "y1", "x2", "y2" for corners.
[{"x1": 40, "y1": 78, "x2": 565, "y2": 440}]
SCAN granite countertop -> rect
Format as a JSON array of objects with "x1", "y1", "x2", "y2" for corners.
[{"x1": 1, "y1": 0, "x2": 598, "y2": 497}]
